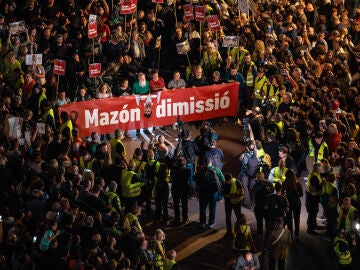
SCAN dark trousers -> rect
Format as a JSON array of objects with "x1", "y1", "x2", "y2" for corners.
[
  {"x1": 173, "y1": 191, "x2": 189, "y2": 223},
  {"x1": 155, "y1": 189, "x2": 169, "y2": 222},
  {"x1": 306, "y1": 193, "x2": 320, "y2": 231},
  {"x1": 242, "y1": 175, "x2": 256, "y2": 208},
  {"x1": 254, "y1": 205, "x2": 268, "y2": 235},
  {"x1": 123, "y1": 196, "x2": 138, "y2": 214},
  {"x1": 199, "y1": 192, "x2": 217, "y2": 225},
  {"x1": 225, "y1": 199, "x2": 241, "y2": 232},
  {"x1": 326, "y1": 208, "x2": 338, "y2": 237},
  {"x1": 269, "y1": 258, "x2": 285, "y2": 270},
  {"x1": 286, "y1": 202, "x2": 301, "y2": 235}
]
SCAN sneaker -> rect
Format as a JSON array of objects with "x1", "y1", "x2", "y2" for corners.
[{"x1": 208, "y1": 223, "x2": 215, "y2": 229}]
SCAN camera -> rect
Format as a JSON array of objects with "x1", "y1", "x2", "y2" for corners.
[
  {"x1": 32, "y1": 236, "x2": 37, "y2": 243},
  {"x1": 0, "y1": 215, "x2": 2, "y2": 222}
]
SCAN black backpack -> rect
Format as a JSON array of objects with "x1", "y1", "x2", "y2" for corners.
[
  {"x1": 268, "y1": 194, "x2": 285, "y2": 218},
  {"x1": 204, "y1": 167, "x2": 221, "y2": 193},
  {"x1": 145, "y1": 161, "x2": 158, "y2": 186}
]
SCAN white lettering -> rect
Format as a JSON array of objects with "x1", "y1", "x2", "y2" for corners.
[
  {"x1": 205, "y1": 98, "x2": 214, "y2": 111},
  {"x1": 85, "y1": 109, "x2": 99, "y2": 128},
  {"x1": 195, "y1": 100, "x2": 204, "y2": 113},
  {"x1": 110, "y1": 111, "x2": 119, "y2": 125},
  {"x1": 173, "y1": 102, "x2": 189, "y2": 115},
  {"x1": 99, "y1": 112, "x2": 109, "y2": 126},
  {"x1": 156, "y1": 100, "x2": 166, "y2": 118},
  {"x1": 220, "y1": 91, "x2": 230, "y2": 108},
  {"x1": 119, "y1": 105, "x2": 130, "y2": 123}
]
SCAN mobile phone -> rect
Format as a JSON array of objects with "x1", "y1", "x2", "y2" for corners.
[
  {"x1": 0, "y1": 215, "x2": 2, "y2": 221},
  {"x1": 85, "y1": 169, "x2": 91, "y2": 173},
  {"x1": 33, "y1": 236, "x2": 37, "y2": 243}
]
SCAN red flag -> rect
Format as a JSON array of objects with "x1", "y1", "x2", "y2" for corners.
[
  {"x1": 195, "y1": 5, "x2": 205, "y2": 21},
  {"x1": 152, "y1": 0, "x2": 164, "y2": 3},
  {"x1": 89, "y1": 63, "x2": 101, "y2": 78},
  {"x1": 53, "y1": 59, "x2": 66, "y2": 76},
  {"x1": 183, "y1": 4, "x2": 194, "y2": 21}
]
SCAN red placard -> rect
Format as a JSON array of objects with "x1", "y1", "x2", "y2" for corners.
[
  {"x1": 195, "y1": 5, "x2": 205, "y2": 21},
  {"x1": 88, "y1": 22, "x2": 98, "y2": 39},
  {"x1": 207, "y1": 15, "x2": 221, "y2": 31},
  {"x1": 120, "y1": 0, "x2": 137, "y2": 14},
  {"x1": 89, "y1": 63, "x2": 101, "y2": 78},
  {"x1": 53, "y1": 59, "x2": 66, "y2": 76},
  {"x1": 183, "y1": 4, "x2": 194, "y2": 21},
  {"x1": 152, "y1": 0, "x2": 164, "y2": 3},
  {"x1": 58, "y1": 83, "x2": 239, "y2": 137}
]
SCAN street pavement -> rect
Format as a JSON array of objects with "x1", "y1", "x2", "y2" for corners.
[{"x1": 121, "y1": 121, "x2": 359, "y2": 270}]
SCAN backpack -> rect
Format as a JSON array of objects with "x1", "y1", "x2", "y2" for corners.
[
  {"x1": 267, "y1": 194, "x2": 285, "y2": 218},
  {"x1": 145, "y1": 161, "x2": 158, "y2": 186},
  {"x1": 204, "y1": 167, "x2": 221, "y2": 193},
  {"x1": 246, "y1": 154, "x2": 261, "y2": 178},
  {"x1": 234, "y1": 226, "x2": 250, "y2": 250}
]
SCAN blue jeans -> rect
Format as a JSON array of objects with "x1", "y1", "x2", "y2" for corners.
[
  {"x1": 199, "y1": 192, "x2": 217, "y2": 225},
  {"x1": 187, "y1": 163, "x2": 194, "y2": 191}
]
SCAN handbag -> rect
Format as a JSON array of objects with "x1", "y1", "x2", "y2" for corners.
[{"x1": 271, "y1": 228, "x2": 285, "y2": 246}]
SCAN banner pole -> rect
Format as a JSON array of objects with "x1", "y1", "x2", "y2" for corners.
[
  {"x1": 199, "y1": 22, "x2": 202, "y2": 60},
  {"x1": 174, "y1": 2, "x2": 177, "y2": 27},
  {"x1": 186, "y1": 52, "x2": 191, "y2": 66},
  {"x1": 92, "y1": 38, "x2": 95, "y2": 63},
  {"x1": 155, "y1": 4, "x2": 158, "y2": 18},
  {"x1": 57, "y1": 74, "x2": 59, "y2": 92},
  {"x1": 124, "y1": 14, "x2": 127, "y2": 33}
]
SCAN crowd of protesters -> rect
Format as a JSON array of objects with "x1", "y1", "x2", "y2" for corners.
[{"x1": 1, "y1": 0, "x2": 360, "y2": 269}]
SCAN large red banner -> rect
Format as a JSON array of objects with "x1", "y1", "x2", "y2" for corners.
[
  {"x1": 59, "y1": 83, "x2": 239, "y2": 137},
  {"x1": 120, "y1": 0, "x2": 137, "y2": 14}
]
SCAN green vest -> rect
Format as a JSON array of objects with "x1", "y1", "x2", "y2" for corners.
[
  {"x1": 232, "y1": 224, "x2": 251, "y2": 251},
  {"x1": 306, "y1": 171, "x2": 322, "y2": 196},
  {"x1": 59, "y1": 120, "x2": 73, "y2": 140},
  {"x1": 337, "y1": 206, "x2": 357, "y2": 232},
  {"x1": 230, "y1": 178, "x2": 243, "y2": 205},
  {"x1": 126, "y1": 212, "x2": 142, "y2": 232},
  {"x1": 121, "y1": 170, "x2": 141, "y2": 197},
  {"x1": 254, "y1": 76, "x2": 267, "y2": 99},
  {"x1": 334, "y1": 237, "x2": 352, "y2": 265},
  {"x1": 308, "y1": 140, "x2": 327, "y2": 162},
  {"x1": 244, "y1": 62, "x2": 255, "y2": 87},
  {"x1": 40, "y1": 108, "x2": 55, "y2": 124},
  {"x1": 105, "y1": 191, "x2": 121, "y2": 212},
  {"x1": 110, "y1": 137, "x2": 126, "y2": 161},
  {"x1": 272, "y1": 167, "x2": 288, "y2": 184},
  {"x1": 153, "y1": 240, "x2": 165, "y2": 269},
  {"x1": 164, "y1": 259, "x2": 176, "y2": 270},
  {"x1": 322, "y1": 181, "x2": 336, "y2": 195},
  {"x1": 79, "y1": 156, "x2": 95, "y2": 173}
]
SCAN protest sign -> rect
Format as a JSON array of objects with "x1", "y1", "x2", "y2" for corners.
[
  {"x1": 207, "y1": 15, "x2": 221, "y2": 31},
  {"x1": 195, "y1": 5, "x2": 205, "y2": 21},
  {"x1": 89, "y1": 63, "x2": 101, "y2": 78},
  {"x1": 25, "y1": 54, "x2": 42, "y2": 65},
  {"x1": 238, "y1": 0, "x2": 249, "y2": 16},
  {"x1": 120, "y1": 0, "x2": 137, "y2": 14},
  {"x1": 222, "y1": 36, "x2": 240, "y2": 47},
  {"x1": 88, "y1": 14, "x2": 98, "y2": 39},
  {"x1": 9, "y1": 21, "x2": 26, "y2": 34},
  {"x1": 183, "y1": 4, "x2": 194, "y2": 20},
  {"x1": 53, "y1": 59, "x2": 66, "y2": 76},
  {"x1": 176, "y1": 40, "x2": 191, "y2": 55}
]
